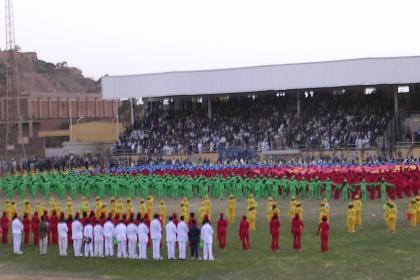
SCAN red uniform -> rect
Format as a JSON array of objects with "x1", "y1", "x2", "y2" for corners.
[
  {"x1": 239, "y1": 218, "x2": 250, "y2": 250},
  {"x1": 1, "y1": 212, "x2": 9, "y2": 244},
  {"x1": 269, "y1": 217, "x2": 280, "y2": 251},
  {"x1": 217, "y1": 214, "x2": 228, "y2": 250},
  {"x1": 317, "y1": 221, "x2": 329, "y2": 252},
  {"x1": 31, "y1": 213, "x2": 40, "y2": 245},
  {"x1": 291, "y1": 216, "x2": 304, "y2": 251},
  {"x1": 66, "y1": 216, "x2": 73, "y2": 245},
  {"x1": 144, "y1": 215, "x2": 151, "y2": 248},
  {"x1": 50, "y1": 211, "x2": 59, "y2": 244},
  {"x1": 23, "y1": 215, "x2": 31, "y2": 244}
]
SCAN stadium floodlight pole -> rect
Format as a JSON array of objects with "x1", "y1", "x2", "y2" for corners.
[{"x1": 76, "y1": 116, "x2": 85, "y2": 142}]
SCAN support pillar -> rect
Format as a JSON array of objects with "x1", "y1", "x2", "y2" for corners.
[
  {"x1": 130, "y1": 98, "x2": 134, "y2": 126},
  {"x1": 207, "y1": 96, "x2": 212, "y2": 119}
]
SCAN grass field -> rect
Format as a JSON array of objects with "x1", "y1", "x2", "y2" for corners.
[{"x1": 0, "y1": 197, "x2": 420, "y2": 280}]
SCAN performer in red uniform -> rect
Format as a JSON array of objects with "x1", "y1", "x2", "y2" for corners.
[
  {"x1": 291, "y1": 213, "x2": 304, "y2": 251},
  {"x1": 31, "y1": 212, "x2": 40, "y2": 245},
  {"x1": 23, "y1": 213, "x2": 31, "y2": 244},
  {"x1": 43, "y1": 210, "x2": 50, "y2": 243},
  {"x1": 317, "y1": 215, "x2": 329, "y2": 252},
  {"x1": 216, "y1": 213, "x2": 228, "y2": 250},
  {"x1": 239, "y1": 215, "x2": 250, "y2": 250},
  {"x1": 50, "y1": 210, "x2": 59, "y2": 244},
  {"x1": 1, "y1": 211, "x2": 10, "y2": 244},
  {"x1": 66, "y1": 214, "x2": 73, "y2": 245},
  {"x1": 269, "y1": 214, "x2": 280, "y2": 251}
]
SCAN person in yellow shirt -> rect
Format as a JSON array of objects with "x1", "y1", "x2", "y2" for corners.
[
  {"x1": 294, "y1": 201, "x2": 303, "y2": 220},
  {"x1": 80, "y1": 196, "x2": 90, "y2": 215},
  {"x1": 146, "y1": 195, "x2": 154, "y2": 219},
  {"x1": 386, "y1": 201, "x2": 397, "y2": 233},
  {"x1": 226, "y1": 195, "x2": 236, "y2": 224},
  {"x1": 416, "y1": 196, "x2": 420, "y2": 225},
  {"x1": 4, "y1": 200, "x2": 11, "y2": 220},
  {"x1": 266, "y1": 197, "x2": 274, "y2": 222},
  {"x1": 180, "y1": 203, "x2": 188, "y2": 221},
  {"x1": 110, "y1": 197, "x2": 116, "y2": 218},
  {"x1": 65, "y1": 198, "x2": 73, "y2": 219},
  {"x1": 49, "y1": 197, "x2": 56, "y2": 215},
  {"x1": 101, "y1": 204, "x2": 108, "y2": 217},
  {"x1": 319, "y1": 202, "x2": 328, "y2": 223},
  {"x1": 182, "y1": 197, "x2": 190, "y2": 218},
  {"x1": 203, "y1": 196, "x2": 212, "y2": 220},
  {"x1": 10, "y1": 200, "x2": 17, "y2": 218},
  {"x1": 347, "y1": 203, "x2": 356, "y2": 233},
  {"x1": 288, "y1": 196, "x2": 297, "y2": 220},
  {"x1": 353, "y1": 194, "x2": 362, "y2": 226},
  {"x1": 23, "y1": 200, "x2": 32, "y2": 219},
  {"x1": 138, "y1": 199, "x2": 146, "y2": 218},
  {"x1": 246, "y1": 194, "x2": 255, "y2": 211},
  {"x1": 408, "y1": 199, "x2": 417, "y2": 227},
  {"x1": 54, "y1": 200, "x2": 61, "y2": 214},
  {"x1": 116, "y1": 198, "x2": 124, "y2": 217},
  {"x1": 126, "y1": 198, "x2": 133, "y2": 216},
  {"x1": 159, "y1": 200, "x2": 166, "y2": 226},
  {"x1": 199, "y1": 202, "x2": 207, "y2": 224},
  {"x1": 94, "y1": 197, "x2": 103, "y2": 219},
  {"x1": 272, "y1": 204, "x2": 280, "y2": 219},
  {"x1": 248, "y1": 206, "x2": 256, "y2": 231},
  {"x1": 35, "y1": 200, "x2": 44, "y2": 217}
]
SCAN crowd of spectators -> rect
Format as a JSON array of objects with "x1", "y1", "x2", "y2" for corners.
[{"x1": 112, "y1": 92, "x2": 393, "y2": 156}]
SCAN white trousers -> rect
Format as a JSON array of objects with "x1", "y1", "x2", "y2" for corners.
[
  {"x1": 73, "y1": 239, "x2": 82, "y2": 256},
  {"x1": 178, "y1": 241, "x2": 187, "y2": 259},
  {"x1": 117, "y1": 241, "x2": 127, "y2": 258},
  {"x1": 203, "y1": 242, "x2": 214, "y2": 260},
  {"x1": 167, "y1": 241, "x2": 176, "y2": 259},
  {"x1": 59, "y1": 237, "x2": 68, "y2": 256},
  {"x1": 104, "y1": 237, "x2": 114, "y2": 256},
  {"x1": 152, "y1": 239, "x2": 161, "y2": 260},
  {"x1": 128, "y1": 239, "x2": 138, "y2": 259},
  {"x1": 94, "y1": 241, "x2": 104, "y2": 257},
  {"x1": 13, "y1": 234, "x2": 21, "y2": 254},
  {"x1": 138, "y1": 241, "x2": 148, "y2": 259},
  {"x1": 39, "y1": 236, "x2": 48, "y2": 255},
  {"x1": 84, "y1": 241, "x2": 94, "y2": 257}
]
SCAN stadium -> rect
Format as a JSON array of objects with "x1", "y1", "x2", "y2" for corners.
[{"x1": 1, "y1": 1, "x2": 420, "y2": 280}]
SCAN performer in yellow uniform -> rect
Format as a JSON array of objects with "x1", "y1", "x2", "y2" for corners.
[
  {"x1": 94, "y1": 197, "x2": 103, "y2": 219},
  {"x1": 159, "y1": 200, "x2": 166, "y2": 226},
  {"x1": 180, "y1": 203, "x2": 188, "y2": 220},
  {"x1": 346, "y1": 203, "x2": 356, "y2": 233},
  {"x1": 116, "y1": 198, "x2": 124, "y2": 217},
  {"x1": 272, "y1": 204, "x2": 280, "y2": 219},
  {"x1": 203, "y1": 196, "x2": 212, "y2": 220},
  {"x1": 49, "y1": 197, "x2": 56, "y2": 215},
  {"x1": 408, "y1": 198, "x2": 417, "y2": 227},
  {"x1": 319, "y1": 202, "x2": 328, "y2": 223},
  {"x1": 288, "y1": 197, "x2": 297, "y2": 220},
  {"x1": 80, "y1": 196, "x2": 90, "y2": 215},
  {"x1": 294, "y1": 201, "x2": 303, "y2": 220},
  {"x1": 110, "y1": 198, "x2": 116, "y2": 218},
  {"x1": 138, "y1": 199, "x2": 147, "y2": 218},
  {"x1": 10, "y1": 200, "x2": 17, "y2": 218},
  {"x1": 416, "y1": 196, "x2": 420, "y2": 225},
  {"x1": 199, "y1": 202, "x2": 207, "y2": 223},
  {"x1": 146, "y1": 195, "x2": 154, "y2": 219},
  {"x1": 248, "y1": 206, "x2": 256, "y2": 231},
  {"x1": 35, "y1": 200, "x2": 44, "y2": 216},
  {"x1": 4, "y1": 200, "x2": 11, "y2": 220},
  {"x1": 386, "y1": 201, "x2": 397, "y2": 233},
  {"x1": 246, "y1": 194, "x2": 255, "y2": 210},
  {"x1": 266, "y1": 197, "x2": 274, "y2": 222},
  {"x1": 126, "y1": 198, "x2": 133, "y2": 216},
  {"x1": 65, "y1": 198, "x2": 73, "y2": 219},
  {"x1": 353, "y1": 194, "x2": 362, "y2": 226},
  {"x1": 23, "y1": 200, "x2": 32, "y2": 219},
  {"x1": 227, "y1": 195, "x2": 236, "y2": 224},
  {"x1": 182, "y1": 197, "x2": 190, "y2": 220},
  {"x1": 101, "y1": 204, "x2": 107, "y2": 217}
]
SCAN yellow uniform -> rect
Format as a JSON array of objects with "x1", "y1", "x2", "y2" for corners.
[
  {"x1": 246, "y1": 195, "x2": 255, "y2": 210},
  {"x1": 182, "y1": 198, "x2": 190, "y2": 216},
  {"x1": 319, "y1": 203, "x2": 328, "y2": 223},
  {"x1": 353, "y1": 196, "x2": 362, "y2": 225},
  {"x1": 10, "y1": 201, "x2": 17, "y2": 218},
  {"x1": 34, "y1": 201, "x2": 44, "y2": 216},
  {"x1": 146, "y1": 196, "x2": 154, "y2": 219},
  {"x1": 23, "y1": 200, "x2": 32, "y2": 219},
  {"x1": 138, "y1": 201, "x2": 147, "y2": 218},
  {"x1": 347, "y1": 205, "x2": 356, "y2": 233},
  {"x1": 386, "y1": 204, "x2": 397, "y2": 233},
  {"x1": 159, "y1": 201, "x2": 166, "y2": 226},
  {"x1": 416, "y1": 196, "x2": 420, "y2": 224},
  {"x1": 226, "y1": 196, "x2": 236, "y2": 224},
  {"x1": 110, "y1": 198, "x2": 116, "y2": 218},
  {"x1": 180, "y1": 203, "x2": 188, "y2": 221},
  {"x1": 94, "y1": 197, "x2": 103, "y2": 219},
  {"x1": 4, "y1": 200, "x2": 11, "y2": 220},
  {"x1": 126, "y1": 199, "x2": 133, "y2": 216},
  {"x1": 288, "y1": 198, "x2": 297, "y2": 219},
  {"x1": 248, "y1": 207, "x2": 256, "y2": 231},
  {"x1": 80, "y1": 197, "x2": 90, "y2": 215},
  {"x1": 266, "y1": 197, "x2": 274, "y2": 222},
  {"x1": 408, "y1": 199, "x2": 417, "y2": 227},
  {"x1": 294, "y1": 203, "x2": 303, "y2": 220},
  {"x1": 272, "y1": 205, "x2": 280, "y2": 219},
  {"x1": 49, "y1": 198, "x2": 56, "y2": 216},
  {"x1": 116, "y1": 199, "x2": 124, "y2": 217},
  {"x1": 199, "y1": 202, "x2": 207, "y2": 224},
  {"x1": 65, "y1": 199, "x2": 73, "y2": 219},
  {"x1": 101, "y1": 204, "x2": 107, "y2": 217},
  {"x1": 203, "y1": 196, "x2": 212, "y2": 220}
]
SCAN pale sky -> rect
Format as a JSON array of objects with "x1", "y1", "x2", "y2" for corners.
[{"x1": 6, "y1": 0, "x2": 420, "y2": 79}]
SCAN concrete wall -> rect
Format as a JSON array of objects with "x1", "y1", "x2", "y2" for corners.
[{"x1": 62, "y1": 142, "x2": 113, "y2": 156}]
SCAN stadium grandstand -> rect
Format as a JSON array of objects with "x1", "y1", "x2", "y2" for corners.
[{"x1": 103, "y1": 56, "x2": 420, "y2": 162}]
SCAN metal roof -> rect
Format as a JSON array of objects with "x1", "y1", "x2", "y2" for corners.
[{"x1": 102, "y1": 56, "x2": 420, "y2": 99}]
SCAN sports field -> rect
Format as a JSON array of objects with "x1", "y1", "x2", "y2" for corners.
[{"x1": 0, "y1": 197, "x2": 419, "y2": 280}]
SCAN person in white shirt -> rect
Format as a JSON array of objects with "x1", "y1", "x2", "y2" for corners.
[
  {"x1": 137, "y1": 217, "x2": 149, "y2": 260},
  {"x1": 114, "y1": 220, "x2": 127, "y2": 258},
  {"x1": 127, "y1": 219, "x2": 138, "y2": 259},
  {"x1": 150, "y1": 214, "x2": 163, "y2": 260},
  {"x1": 103, "y1": 216, "x2": 115, "y2": 257},
  {"x1": 93, "y1": 222, "x2": 104, "y2": 257},
  {"x1": 177, "y1": 216, "x2": 189, "y2": 260},
  {"x1": 57, "y1": 216, "x2": 69, "y2": 256},
  {"x1": 11, "y1": 214, "x2": 23, "y2": 255},
  {"x1": 83, "y1": 220, "x2": 94, "y2": 257},
  {"x1": 200, "y1": 218, "x2": 215, "y2": 261},
  {"x1": 165, "y1": 217, "x2": 177, "y2": 260},
  {"x1": 71, "y1": 215, "x2": 83, "y2": 257}
]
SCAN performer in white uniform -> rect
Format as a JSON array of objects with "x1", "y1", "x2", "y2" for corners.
[
  {"x1": 103, "y1": 216, "x2": 115, "y2": 257},
  {"x1": 201, "y1": 218, "x2": 215, "y2": 261},
  {"x1": 114, "y1": 220, "x2": 127, "y2": 258},
  {"x1": 150, "y1": 214, "x2": 163, "y2": 260},
  {"x1": 127, "y1": 219, "x2": 138, "y2": 259},
  {"x1": 165, "y1": 217, "x2": 177, "y2": 260},
  {"x1": 71, "y1": 216, "x2": 83, "y2": 257},
  {"x1": 11, "y1": 214, "x2": 23, "y2": 255},
  {"x1": 57, "y1": 216, "x2": 69, "y2": 256},
  {"x1": 83, "y1": 220, "x2": 94, "y2": 257},
  {"x1": 177, "y1": 216, "x2": 189, "y2": 260},
  {"x1": 93, "y1": 222, "x2": 104, "y2": 257},
  {"x1": 137, "y1": 218, "x2": 149, "y2": 260}
]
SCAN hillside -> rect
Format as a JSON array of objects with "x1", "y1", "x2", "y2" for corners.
[{"x1": 0, "y1": 51, "x2": 100, "y2": 94}]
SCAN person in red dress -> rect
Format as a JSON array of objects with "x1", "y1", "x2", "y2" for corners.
[
  {"x1": 1, "y1": 211, "x2": 9, "y2": 244},
  {"x1": 216, "y1": 213, "x2": 228, "y2": 250},
  {"x1": 239, "y1": 215, "x2": 250, "y2": 250},
  {"x1": 317, "y1": 215, "x2": 330, "y2": 252},
  {"x1": 23, "y1": 213, "x2": 31, "y2": 244},
  {"x1": 31, "y1": 212, "x2": 40, "y2": 245},
  {"x1": 269, "y1": 214, "x2": 280, "y2": 251},
  {"x1": 50, "y1": 210, "x2": 59, "y2": 244},
  {"x1": 66, "y1": 214, "x2": 73, "y2": 245},
  {"x1": 291, "y1": 213, "x2": 304, "y2": 251}
]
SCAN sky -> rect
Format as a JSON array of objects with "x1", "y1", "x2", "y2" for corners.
[{"x1": 5, "y1": 0, "x2": 420, "y2": 79}]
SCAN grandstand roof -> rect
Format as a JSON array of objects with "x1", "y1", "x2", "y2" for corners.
[{"x1": 101, "y1": 56, "x2": 420, "y2": 99}]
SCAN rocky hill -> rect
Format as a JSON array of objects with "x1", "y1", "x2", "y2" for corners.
[{"x1": 0, "y1": 51, "x2": 100, "y2": 94}]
